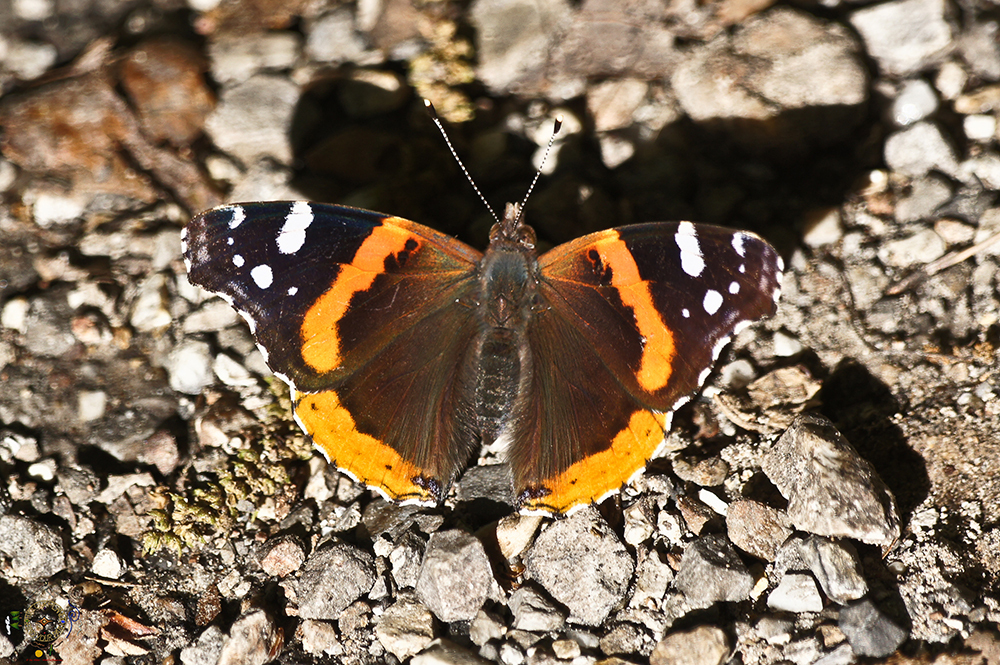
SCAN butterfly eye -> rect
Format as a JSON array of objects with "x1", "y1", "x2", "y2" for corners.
[{"x1": 516, "y1": 225, "x2": 536, "y2": 248}]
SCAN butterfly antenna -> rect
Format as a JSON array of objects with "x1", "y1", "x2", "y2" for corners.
[
  {"x1": 424, "y1": 99, "x2": 500, "y2": 225},
  {"x1": 515, "y1": 115, "x2": 563, "y2": 225}
]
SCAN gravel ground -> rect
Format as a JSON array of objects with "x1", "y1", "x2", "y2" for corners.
[{"x1": 1, "y1": 0, "x2": 1000, "y2": 664}]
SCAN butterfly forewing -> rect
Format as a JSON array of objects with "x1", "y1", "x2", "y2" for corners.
[{"x1": 183, "y1": 201, "x2": 484, "y2": 504}]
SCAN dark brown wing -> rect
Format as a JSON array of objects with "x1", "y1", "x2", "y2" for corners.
[
  {"x1": 184, "y1": 202, "x2": 484, "y2": 504},
  {"x1": 511, "y1": 222, "x2": 782, "y2": 513}
]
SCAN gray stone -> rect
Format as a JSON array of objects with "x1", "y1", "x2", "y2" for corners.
[
  {"x1": 23, "y1": 295, "x2": 76, "y2": 358},
  {"x1": 767, "y1": 573, "x2": 824, "y2": 613},
  {"x1": 4, "y1": 38, "x2": 58, "y2": 80},
  {"x1": 814, "y1": 643, "x2": 856, "y2": 665},
  {"x1": 552, "y1": 638, "x2": 581, "y2": 659},
  {"x1": 849, "y1": 0, "x2": 954, "y2": 76},
  {"x1": 675, "y1": 534, "x2": 753, "y2": 607},
  {"x1": 389, "y1": 529, "x2": 426, "y2": 589},
  {"x1": 623, "y1": 498, "x2": 657, "y2": 547},
  {"x1": 298, "y1": 620, "x2": 342, "y2": 657},
  {"x1": 205, "y1": 75, "x2": 299, "y2": 166},
  {"x1": 259, "y1": 536, "x2": 305, "y2": 578},
  {"x1": 455, "y1": 462, "x2": 514, "y2": 504},
  {"x1": 650, "y1": 625, "x2": 729, "y2": 665},
  {"x1": 958, "y1": 21, "x2": 1000, "y2": 80},
  {"x1": 524, "y1": 507, "x2": 635, "y2": 626},
  {"x1": 726, "y1": 499, "x2": 793, "y2": 561},
  {"x1": 891, "y1": 79, "x2": 939, "y2": 126},
  {"x1": 797, "y1": 536, "x2": 868, "y2": 604},
  {"x1": 884, "y1": 121, "x2": 960, "y2": 178},
  {"x1": 92, "y1": 548, "x2": 123, "y2": 579},
  {"x1": 877, "y1": 228, "x2": 946, "y2": 267},
  {"x1": 673, "y1": 456, "x2": 729, "y2": 487},
  {"x1": 895, "y1": 175, "x2": 952, "y2": 223},
  {"x1": 599, "y1": 622, "x2": 655, "y2": 657},
  {"x1": 166, "y1": 340, "x2": 215, "y2": 395},
  {"x1": 784, "y1": 637, "x2": 824, "y2": 665},
  {"x1": 587, "y1": 79, "x2": 649, "y2": 132},
  {"x1": 469, "y1": 0, "x2": 574, "y2": 95},
  {"x1": 207, "y1": 32, "x2": 302, "y2": 85},
  {"x1": 551, "y1": 0, "x2": 678, "y2": 82},
  {"x1": 469, "y1": 608, "x2": 505, "y2": 646},
  {"x1": 597, "y1": 133, "x2": 635, "y2": 169},
  {"x1": 183, "y1": 299, "x2": 239, "y2": 334},
  {"x1": 56, "y1": 465, "x2": 99, "y2": 505},
  {"x1": 839, "y1": 598, "x2": 909, "y2": 657},
  {"x1": 180, "y1": 626, "x2": 225, "y2": 665},
  {"x1": 509, "y1": 584, "x2": 566, "y2": 632},
  {"x1": 762, "y1": 413, "x2": 900, "y2": 547},
  {"x1": 305, "y1": 7, "x2": 379, "y2": 66},
  {"x1": 802, "y1": 209, "x2": 843, "y2": 249},
  {"x1": 630, "y1": 548, "x2": 674, "y2": 608},
  {"x1": 375, "y1": 596, "x2": 436, "y2": 661},
  {"x1": 131, "y1": 273, "x2": 174, "y2": 333},
  {"x1": 227, "y1": 159, "x2": 302, "y2": 203},
  {"x1": 495, "y1": 512, "x2": 543, "y2": 560},
  {"x1": 217, "y1": 610, "x2": 283, "y2": 665},
  {"x1": 671, "y1": 8, "x2": 867, "y2": 153},
  {"x1": 283, "y1": 542, "x2": 375, "y2": 620},
  {"x1": 415, "y1": 529, "x2": 492, "y2": 623},
  {"x1": 755, "y1": 615, "x2": 793, "y2": 645},
  {"x1": 0, "y1": 515, "x2": 65, "y2": 579}
]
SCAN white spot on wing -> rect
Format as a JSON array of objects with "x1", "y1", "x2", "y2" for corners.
[
  {"x1": 703, "y1": 289, "x2": 723, "y2": 315},
  {"x1": 729, "y1": 281, "x2": 740, "y2": 294},
  {"x1": 682, "y1": 308, "x2": 690, "y2": 318},
  {"x1": 233, "y1": 254, "x2": 245, "y2": 267},
  {"x1": 732, "y1": 232, "x2": 746, "y2": 257},
  {"x1": 251, "y1": 264, "x2": 273, "y2": 289},
  {"x1": 227, "y1": 237, "x2": 234, "y2": 246},
  {"x1": 287, "y1": 286, "x2": 298, "y2": 296},
  {"x1": 277, "y1": 201, "x2": 313, "y2": 255},
  {"x1": 228, "y1": 205, "x2": 246, "y2": 229},
  {"x1": 675, "y1": 222, "x2": 705, "y2": 277}
]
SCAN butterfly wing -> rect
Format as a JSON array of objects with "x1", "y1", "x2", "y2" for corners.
[
  {"x1": 183, "y1": 202, "x2": 484, "y2": 504},
  {"x1": 511, "y1": 222, "x2": 783, "y2": 513}
]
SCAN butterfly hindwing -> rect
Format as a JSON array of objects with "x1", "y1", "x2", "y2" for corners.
[
  {"x1": 182, "y1": 202, "x2": 484, "y2": 504},
  {"x1": 512, "y1": 222, "x2": 783, "y2": 513}
]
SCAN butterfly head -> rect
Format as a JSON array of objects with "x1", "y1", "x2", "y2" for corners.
[{"x1": 490, "y1": 202, "x2": 537, "y2": 251}]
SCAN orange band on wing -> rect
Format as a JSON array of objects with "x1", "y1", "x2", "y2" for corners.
[
  {"x1": 295, "y1": 389, "x2": 436, "y2": 503},
  {"x1": 596, "y1": 233, "x2": 677, "y2": 392},
  {"x1": 522, "y1": 409, "x2": 667, "y2": 514},
  {"x1": 300, "y1": 219, "x2": 418, "y2": 373}
]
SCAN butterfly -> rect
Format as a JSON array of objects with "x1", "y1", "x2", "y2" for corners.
[{"x1": 182, "y1": 198, "x2": 782, "y2": 514}]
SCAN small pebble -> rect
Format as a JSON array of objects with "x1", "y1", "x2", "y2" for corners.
[
  {"x1": 650, "y1": 625, "x2": 729, "y2": 665},
  {"x1": 92, "y1": 548, "x2": 124, "y2": 579},
  {"x1": 891, "y1": 79, "x2": 939, "y2": 126}
]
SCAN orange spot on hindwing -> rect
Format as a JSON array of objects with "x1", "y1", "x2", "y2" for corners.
[
  {"x1": 296, "y1": 390, "x2": 436, "y2": 503},
  {"x1": 522, "y1": 409, "x2": 668, "y2": 513},
  {"x1": 300, "y1": 220, "x2": 418, "y2": 373}
]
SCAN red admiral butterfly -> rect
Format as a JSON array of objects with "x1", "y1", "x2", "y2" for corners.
[{"x1": 182, "y1": 115, "x2": 782, "y2": 514}]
